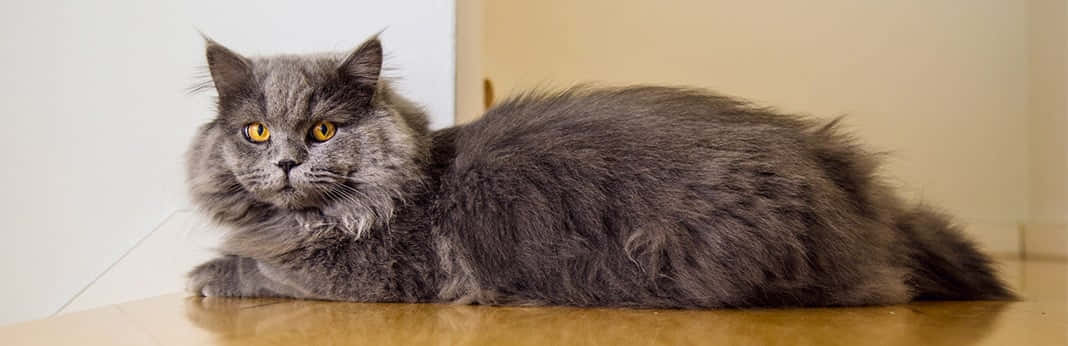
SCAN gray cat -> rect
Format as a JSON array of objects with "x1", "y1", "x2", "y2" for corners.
[{"x1": 186, "y1": 35, "x2": 1012, "y2": 308}]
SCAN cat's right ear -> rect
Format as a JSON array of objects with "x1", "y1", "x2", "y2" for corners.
[
  {"x1": 338, "y1": 37, "x2": 383, "y2": 88},
  {"x1": 203, "y1": 36, "x2": 252, "y2": 100}
]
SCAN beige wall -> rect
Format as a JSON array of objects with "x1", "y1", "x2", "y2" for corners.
[
  {"x1": 1029, "y1": 0, "x2": 1067, "y2": 225},
  {"x1": 463, "y1": 1, "x2": 1047, "y2": 254},
  {"x1": 1025, "y1": 0, "x2": 1068, "y2": 258},
  {"x1": 456, "y1": 0, "x2": 484, "y2": 123}
]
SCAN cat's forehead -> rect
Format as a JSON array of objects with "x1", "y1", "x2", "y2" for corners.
[
  {"x1": 248, "y1": 55, "x2": 342, "y2": 124},
  {"x1": 252, "y1": 54, "x2": 341, "y2": 82}
]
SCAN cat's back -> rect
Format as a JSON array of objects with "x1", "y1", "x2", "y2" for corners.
[
  {"x1": 450, "y1": 86, "x2": 814, "y2": 169},
  {"x1": 432, "y1": 86, "x2": 886, "y2": 307}
]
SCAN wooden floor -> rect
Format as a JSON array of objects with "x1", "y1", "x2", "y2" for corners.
[{"x1": 3, "y1": 258, "x2": 1066, "y2": 346}]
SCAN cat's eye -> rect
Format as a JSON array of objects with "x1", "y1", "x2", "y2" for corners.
[
  {"x1": 309, "y1": 121, "x2": 336, "y2": 142},
  {"x1": 244, "y1": 122, "x2": 270, "y2": 143}
]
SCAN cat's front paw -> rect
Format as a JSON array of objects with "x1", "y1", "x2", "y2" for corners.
[{"x1": 187, "y1": 256, "x2": 242, "y2": 297}]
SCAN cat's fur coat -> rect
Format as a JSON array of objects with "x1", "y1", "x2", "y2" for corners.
[{"x1": 186, "y1": 36, "x2": 1012, "y2": 308}]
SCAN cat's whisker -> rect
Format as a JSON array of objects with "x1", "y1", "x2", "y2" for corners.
[{"x1": 331, "y1": 186, "x2": 363, "y2": 207}]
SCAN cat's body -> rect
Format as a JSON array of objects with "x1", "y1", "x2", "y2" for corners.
[{"x1": 187, "y1": 37, "x2": 1012, "y2": 308}]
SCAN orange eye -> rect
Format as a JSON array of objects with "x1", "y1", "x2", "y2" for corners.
[
  {"x1": 310, "y1": 121, "x2": 336, "y2": 142},
  {"x1": 244, "y1": 122, "x2": 270, "y2": 143}
]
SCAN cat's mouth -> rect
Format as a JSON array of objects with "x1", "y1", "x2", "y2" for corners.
[{"x1": 269, "y1": 184, "x2": 313, "y2": 209}]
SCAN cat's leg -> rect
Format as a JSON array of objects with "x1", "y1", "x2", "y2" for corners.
[
  {"x1": 226, "y1": 237, "x2": 439, "y2": 303},
  {"x1": 187, "y1": 255, "x2": 306, "y2": 298}
]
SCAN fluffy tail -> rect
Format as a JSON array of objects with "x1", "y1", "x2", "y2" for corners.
[{"x1": 896, "y1": 207, "x2": 1015, "y2": 300}]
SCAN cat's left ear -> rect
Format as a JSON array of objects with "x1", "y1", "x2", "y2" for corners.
[
  {"x1": 202, "y1": 36, "x2": 253, "y2": 100},
  {"x1": 338, "y1": 37, "x2": 383, "y2": 88}
]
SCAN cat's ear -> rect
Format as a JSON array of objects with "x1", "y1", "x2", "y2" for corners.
[
  {"x1": 338, "y1": 37, "x2": 383, "y2": 87},
  {"x1": 203, "y1": 36, "x2": 253, "y2": 99}
]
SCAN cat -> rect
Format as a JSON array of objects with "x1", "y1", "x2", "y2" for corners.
[{"x1": 186, "y1": 35, "x2": 1013, "y2": 308}]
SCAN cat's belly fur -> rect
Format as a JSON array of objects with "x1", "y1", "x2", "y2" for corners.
[{"x1": 431, "y1": 88, "x2": 912, "y2": 308}]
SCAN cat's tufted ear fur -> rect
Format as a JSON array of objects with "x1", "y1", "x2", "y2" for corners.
[
  {"x1": 204, "y1": 37, "x2": 253, "y2": 100},
  {"x1": 338, "y1": 37, "x2": 383, "y2": 88}
]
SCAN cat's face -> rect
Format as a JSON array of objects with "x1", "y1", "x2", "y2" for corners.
[{"x1": 192, "y1": 38, "x2": 423, "y2": 215}]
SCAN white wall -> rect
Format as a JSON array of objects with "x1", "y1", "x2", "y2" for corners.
[{"x1": 0, "y1": 0, "x2": 455, "y2": 325}]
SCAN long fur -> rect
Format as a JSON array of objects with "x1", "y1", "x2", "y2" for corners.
[{"x1": 186, "y1": 37, "x2": 1013, "y2": 308}]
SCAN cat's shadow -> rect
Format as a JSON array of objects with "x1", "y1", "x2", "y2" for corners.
[{"x1": 184, "y1": 297, "x2": 1010, "y2": 346}]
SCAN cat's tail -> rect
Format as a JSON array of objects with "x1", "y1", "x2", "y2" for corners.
[{"x1": 896, "y1": 206, "x2": 1016, "y2": 301}]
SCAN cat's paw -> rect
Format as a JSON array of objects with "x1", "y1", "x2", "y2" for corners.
[{"x1": 187, "y1": 256, "x2": 242, "y2": 297}]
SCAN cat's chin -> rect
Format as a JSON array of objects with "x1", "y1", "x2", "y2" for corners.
[{"x1": 261, "y1": 189, "x2": 318, "y2": 210}]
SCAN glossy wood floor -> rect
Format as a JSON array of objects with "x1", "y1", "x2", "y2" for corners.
[{"x1": 3, "y1": 258, "x2": 1066, "y2": 346}]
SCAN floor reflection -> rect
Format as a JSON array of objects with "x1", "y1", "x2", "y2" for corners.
[{"x1": 185, "y1": 296, "x2": 1012, "y2": 346}]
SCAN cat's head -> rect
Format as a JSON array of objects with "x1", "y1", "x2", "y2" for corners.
[{"x1": 187, "y1": 36, "x2": 428, "y2": 235}]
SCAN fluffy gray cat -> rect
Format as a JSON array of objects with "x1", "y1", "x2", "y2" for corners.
[{"x1": 186, "y1": 35, "x2": 1012, "y2": 308}]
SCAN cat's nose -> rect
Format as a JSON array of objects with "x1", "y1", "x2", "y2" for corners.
[{"x1": 276, "y1": 159, "x2": 301, "y2": 173}]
